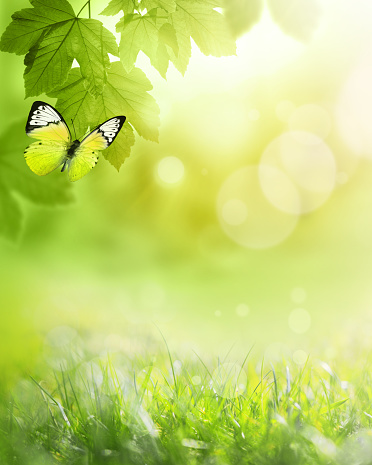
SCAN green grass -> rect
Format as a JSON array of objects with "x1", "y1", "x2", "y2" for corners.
[{"x1": 1, "y1": 343, "x2": 372, "y2": 465}]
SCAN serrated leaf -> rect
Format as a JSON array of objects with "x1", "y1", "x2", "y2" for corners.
[
  {"x1": 168, "y1": 12, "x2": 191, "y2": 75},
  {"x1": 267, "y1": 0, "x2": 322, "y2": 42},
  {"x1": 151, "y1": 23, "x2": 179, "y2": 78},
  {"x1": 117, "y1": 11, "x2": 167, "y2": 74},
  {"x1": 69, "y1": 19, "x2": 119, "y2": 96},
  {"x1": 141, "y1": 0, "x2": 176, "y2": 13},
  {"x1": 0, "y1": 0, "x2": 75, "y2": 55},
  {"x1": 100, "y1": 0, "x2": 138, "y2": 16},
  {"x1": 223, "y1": 0, "x2": 263, "y2": 38},
  {"x1": 159, "y1": 23, "x2": 178, "y2": 56},
  {"x1": 24, "y1": 21, "x2": 75, "y2": 98},
  {"x1": 0, "y1": 120, "x2": 74, "y2": 240},
  {"x1": 103, "y1": 124, "x2": 135, "y2": 170},
  {"x1": 3, "y1": 0, "x2": 118, "y2": 98},
  {"x1": 174, "y1": 1, "x2": 236, "y2": 57}
]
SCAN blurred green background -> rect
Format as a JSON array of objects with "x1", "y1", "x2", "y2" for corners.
[{"x1": 2, "y1": 0, "x2": 372, "y2": 387}]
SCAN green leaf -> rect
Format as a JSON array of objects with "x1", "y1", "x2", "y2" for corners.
[
  {"x1": 159, "y1": 22, "x2": 178, "y2": 56},
  {"x1": 319, "y1": 398, "x2": 349, "y2": 415},
  {"x1": 141, "y1": 0, "x2": 177, "y2": 13},
  {"x1": 24, "y1": 21, "x2": 75, "y2": 98},
  {"x1": 174, "y1": 1, "x2": 236, "y2": 57},
  {"x1": 267, "y1": 0, "x2": 322, "y2": 42},
  {"x1": 48, "y1": 68, "x2": 93, "y2": 137},
  {"x1": 223, "y1": 0, "x2": 264, "y2": 38},
  {"x1": 51, "y1": 62, "x2": 159, "y2": 169},
  {"x1": 2, "y1": 0, "x2": 118, "y2": 98},
  {"x1": 103, "y1": 124, "x2": 135, "y2": 171},
  {"x1": 69, "y1": 19, "x2": 119, "y2": 97},
  {"x1": 103, "y1": 62, "x2": 159, "y2": 142},
  {"x1": 167, "y1": 11, "x2": 191, "y2": 75},
  {"x1": 0, "y1": 0, "x2": 75, "y2": 55},
  {"x1": 116, "y1": 11, "x2": 168, "y2": 74},
  {"x1": 0, "y1": 120, "x2": 74, "y2": 241},
  {"x1": 153, "y1": 23, "x2": 179, "y2": 78},
  {"x1": 100, "y1": 0, "x2": 138, "y2": 16}
]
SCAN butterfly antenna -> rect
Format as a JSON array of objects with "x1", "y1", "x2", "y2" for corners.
[{"x1": 71, "y1": 118, "x2": 77, "y2": 140}]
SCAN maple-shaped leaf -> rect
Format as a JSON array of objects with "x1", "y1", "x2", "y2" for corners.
[
  {"x1": 69, "y1": 19, "x2": 119, "y2": 97},
  {"x1": 1, "y1": 0, "x2": 118, "y2": 98},
  {"x1": 100, "y1": 0, "x2": 138, "y2": 16},
  {"x1": 153, "y1": 22, "x2": 179, "y2": 77},
  {"x1": 174, "y1": 1, "x2": 236, "y2": 57},
  {"x1": 167, "y1": 10, "x2": 191, "y2": 75},
  {"x1": 0, "y1": 120, "x2": 73, "y2": 240},
  {"x1": 267, "y1": 0, "x2": 322, "y2": 42},
  {"x1": 0, "y1": 0, "x2": 75, "y2": 55},
  {"x1": 116, "y1": 10, "x2": 168, "y2": 74}
]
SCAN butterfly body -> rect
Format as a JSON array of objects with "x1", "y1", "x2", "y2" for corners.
[
  {"x1": 24, "y1": 101, "x2": 126, "y2": 182},
  {"x1": 67, "y1": 140, "x2": 81, "y2": 158}
]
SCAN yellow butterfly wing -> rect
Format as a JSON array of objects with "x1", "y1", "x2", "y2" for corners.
[
  {"x1": 24, "y1": 141, "x2": 68, "y2": 176},
  {"x1": 68, "y1": 116, "x2": 126, "y2": 182},
  {"x1": 24, "y1": 101, "x2": 71, "y2": 176}
]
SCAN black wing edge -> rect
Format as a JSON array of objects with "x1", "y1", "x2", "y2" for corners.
[
  {"x1": 81, "y1": 115, "x2": 126, "y2": 147},
  {"x1": 25, "y1": 100, "x2": 69, "y2": 135}
]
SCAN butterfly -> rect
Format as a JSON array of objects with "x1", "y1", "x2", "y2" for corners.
[{"x1": 24, "y1": 101, "x2": 126, "y2": 182}]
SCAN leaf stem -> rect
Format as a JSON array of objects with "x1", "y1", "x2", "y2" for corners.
[{"x1": 77, "y1": 0, "x2": 91, "y2": 18}]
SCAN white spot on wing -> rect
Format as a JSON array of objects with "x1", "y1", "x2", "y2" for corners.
[{"x1": 30, "y1": 104, "x2": 61, "y2": 126}]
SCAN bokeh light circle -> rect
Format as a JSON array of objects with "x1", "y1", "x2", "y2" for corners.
[
  {"x1": 259, "y1": 132, "x2": 336, "y2": 214},
  {"x1": 217, "y1": 166, "x2": 299, "y2": 249},
  {"x1": 211, "y1": 363, "x2": 247, "y2": 398},
  {"x1": 288, "y1": 308, "x2": 311, "y2": 334},
  {"x1": 236, "y1": 303, "x2": 250, "y2": 317},
  {"x1": 157, "y1": 156, "x2": 184, "y2": 184}
]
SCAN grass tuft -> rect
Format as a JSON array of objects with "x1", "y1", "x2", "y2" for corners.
[{"x1": 1, "y1": 346, "x2": 372, "y2": 464}]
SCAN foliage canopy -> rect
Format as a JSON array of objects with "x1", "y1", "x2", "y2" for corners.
[{"x1": 0, "y1": 0, "x2": 322, "y2": 239}]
